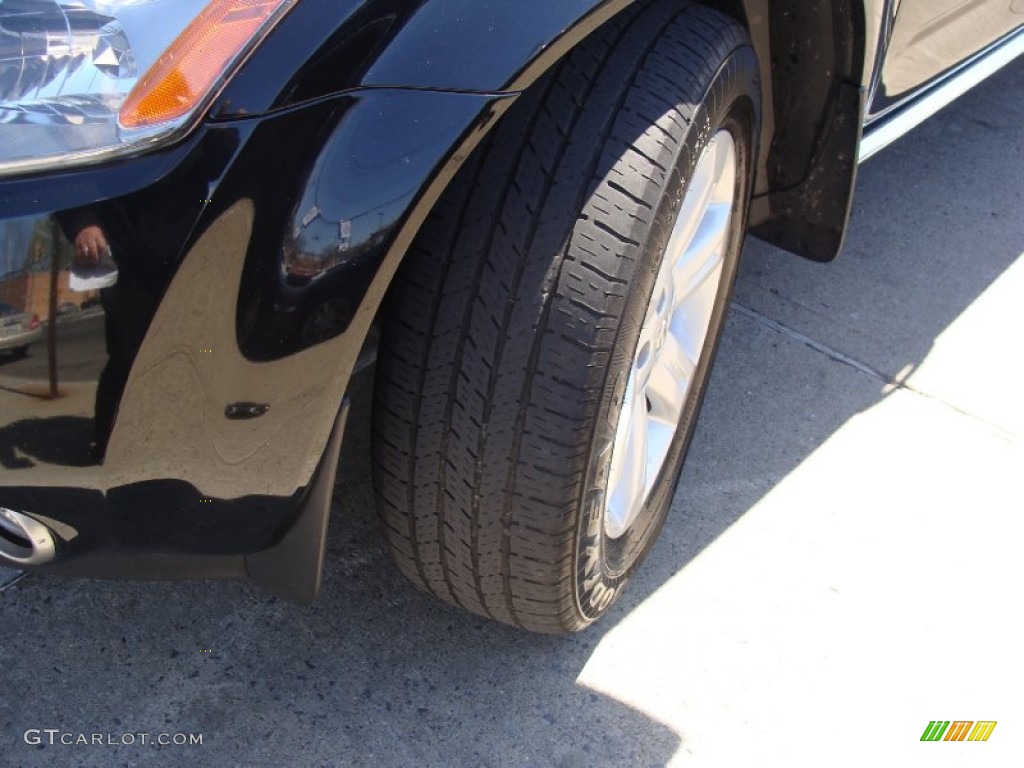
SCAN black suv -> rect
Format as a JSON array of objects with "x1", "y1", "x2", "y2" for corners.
[{"x1": 0, "y1": 0, "x2": 1020, "y2": 632}]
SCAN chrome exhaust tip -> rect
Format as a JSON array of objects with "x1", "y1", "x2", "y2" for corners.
[{"x1": 0, "y1": 507, "x2": 56, "y2": 566}]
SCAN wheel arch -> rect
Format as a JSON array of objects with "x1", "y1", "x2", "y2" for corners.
[
  {"x1": 485, "y1": 0, "x2": 879, "y2": 262},
  {"x1": 223, "y1": 1, "x2": 880, "y2": 371},
  {"x1": 212, "y1": 0, "x2": 881, "y2": 476},
  {"x1": 348, "y1": 0, "x2": 881, "y2": 305},
  {"x1": 335, "y1": 0, "x2": 878, "y2": 314}
]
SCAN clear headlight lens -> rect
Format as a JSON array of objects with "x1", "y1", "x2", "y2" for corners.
[{"x1": 0, "y1": 0, "x2": 295, "y2": 177}]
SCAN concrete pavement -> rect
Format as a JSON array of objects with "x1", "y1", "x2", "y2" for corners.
[{"x1": 1, "y1": 60, "x2": 1021, "y2": 768}]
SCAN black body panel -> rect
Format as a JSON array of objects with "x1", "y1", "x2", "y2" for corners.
[
  {"x1": 0, "y1": 0, "x2": 1018, "y2": 597},
  {"x1": 0, "y1": 87, "x2": 509, "y2": 583}
]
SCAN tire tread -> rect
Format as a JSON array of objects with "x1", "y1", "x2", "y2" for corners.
[{"x1": 373, "y1": 1, "x2": 753, "y2": 631}]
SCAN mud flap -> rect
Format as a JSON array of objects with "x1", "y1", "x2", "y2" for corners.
[{"x1": 245, "y1": 398, "x2": 349, "y2": 604}]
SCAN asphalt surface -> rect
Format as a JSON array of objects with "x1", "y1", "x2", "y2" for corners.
[{"x1": 2, "y1": 61, "x2": 1022, "y2": 768}]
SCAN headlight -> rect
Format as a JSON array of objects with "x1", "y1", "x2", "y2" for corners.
[{"x1": 0, "y1": 0, "x2": 295, "y2": 177}]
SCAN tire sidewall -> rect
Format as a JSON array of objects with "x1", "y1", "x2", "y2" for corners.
[{"x1": 573, "y1": 49, "x2": 759, "y2": 623}]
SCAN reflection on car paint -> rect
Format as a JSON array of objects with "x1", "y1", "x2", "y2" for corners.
[{"x1": 0, "y1": 87, "x2": 509, "y2": 567}]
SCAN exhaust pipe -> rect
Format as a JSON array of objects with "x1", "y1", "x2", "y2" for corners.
[{"x1": 0, "y1": 508, "x2": 56, "y2": 566}]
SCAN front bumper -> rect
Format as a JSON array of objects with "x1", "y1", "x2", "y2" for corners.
[{"x1": 0, "y1": 87, "x2": 508, "y2": 588}]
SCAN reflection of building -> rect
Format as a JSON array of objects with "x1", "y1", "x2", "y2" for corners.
[
  {"x1": 1, "y1": 215, "x2": 93, "y2": 318},
  {"x1": 0, "y1": 273, "x2": 28, "y2": 309},
  {"x1": 0, "y1": 271, "x2": 96, "y2": 318}
]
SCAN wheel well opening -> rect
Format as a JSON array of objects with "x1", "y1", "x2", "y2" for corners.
[{"x1": 456, "y1": 0, "x2": 867, "y2": 261}]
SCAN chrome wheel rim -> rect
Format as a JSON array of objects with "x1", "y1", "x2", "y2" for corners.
[{"x1": 604, "y1": 130, "x2": 738, "y2": 540}]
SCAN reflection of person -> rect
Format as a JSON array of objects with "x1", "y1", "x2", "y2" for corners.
[
  {"x1": 62, "y1": 210, "x2": 161, "y2": 462},
  {"x1": 72, "y1": 225, "x2": 109, "y2": 268},
  {"x1": 55, "y1": 132, "x2": 237, "y2": 463}
]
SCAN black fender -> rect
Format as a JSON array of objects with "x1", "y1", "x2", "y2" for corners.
[
  {"x1": 0, "y1": 87, "x2": 512, "y2": 599},
  {"x1": 213, "y1": 0, "x2": 638, "y2": 114},
  {"x1": 0, "y1": 0, "x2": 888, "y2": 597},
  {"x1": 217, "y1": 0, "x2": 884, "y2": 263}
]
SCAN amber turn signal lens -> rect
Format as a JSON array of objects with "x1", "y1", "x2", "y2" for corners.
[{"x1": 120, "y1": 0, "x2": 288, "y2": 129}]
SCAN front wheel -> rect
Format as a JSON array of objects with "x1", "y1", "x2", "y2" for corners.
[{"x1": 373, "y1": 1, "x2": 759, "y2": 633}]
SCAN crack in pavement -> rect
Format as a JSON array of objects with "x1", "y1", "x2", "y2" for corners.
[
  {"x1": 0, "y1": 570, "x2": 29, "y2": 592},
  {"x1": 731, "y1": 301, "x2": 1024, "y2": 443}
]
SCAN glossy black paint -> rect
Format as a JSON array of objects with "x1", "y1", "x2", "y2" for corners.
[
  {"x1": 0, "y1": 86, "x2": 507, "y2": 580},
  {"x1": 218, "y1": 0, "x2": 879, "y2": 264},
  {"x1": 1, "y1": 0, "x2": 1019, "y2": 598},
  {"x1": 235, "y1": 89, "x2": 500, "y2": 361},
  {"x1": 212, "y1": 0, "x2": 635, "y2": 115}
]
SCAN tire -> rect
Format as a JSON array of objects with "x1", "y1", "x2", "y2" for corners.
[{"x1": 372, "y1": 1, "x2": 759, "y2": 633}]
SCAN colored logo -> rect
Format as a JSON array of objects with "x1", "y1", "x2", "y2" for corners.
[{"x1": 921, "y1": 721, "x2": 997, "y2": 742}]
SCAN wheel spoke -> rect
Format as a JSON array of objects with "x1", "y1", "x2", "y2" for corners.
[
  {"x1": 673, "y1": 257, "x2": 724, "y2": 359},
  {"x1": 605, "y1": 382, "x2": 649, "y2": 537},
  {"x1": 666, "y1": 137, "x2": 722, "y2": 260},
  {"x1": 674, "y1": 203, "x2": 728, "y2": 297},
  {"x1": 645, "y1": 333, "x2": 694, "y2": 425},
  {"x1": 625, "y1": 386, "x2": 650, "y2": 508},
  {"x1": 710, "y1": 134, "x2": 737, "y2": 205},
  {"x1": 603, "y1": 130, "x2": 738, "y2": 540}
]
